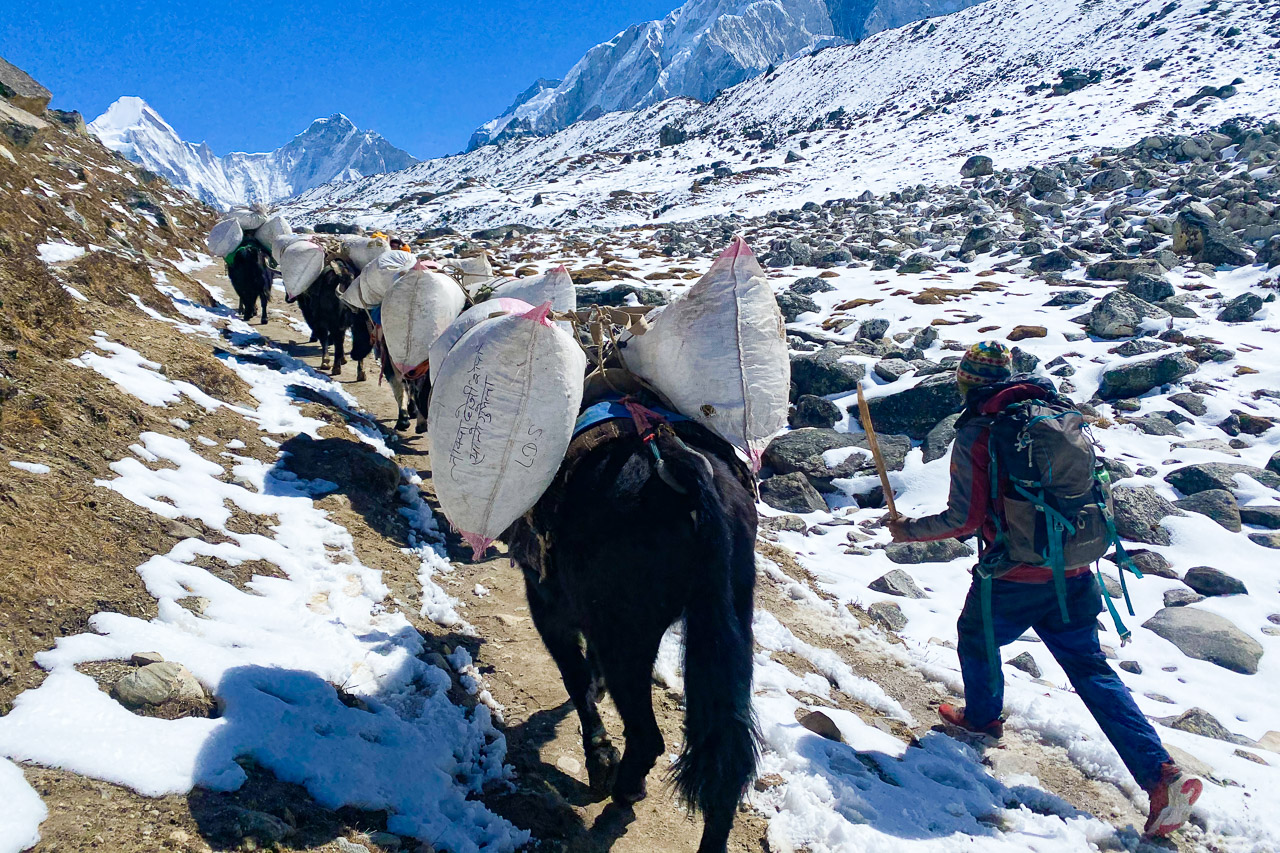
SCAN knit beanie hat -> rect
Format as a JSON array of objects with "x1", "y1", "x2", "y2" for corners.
[{"x1": 956, "y1": 341, "x2": 1012, "y2": 396}]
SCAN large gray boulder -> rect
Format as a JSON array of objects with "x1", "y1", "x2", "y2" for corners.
[
  {"x1": 1085, "y1": 259, "x2": 1164, "y2": 282},
  {"x1": 763, "y1": 428, "x2": 909, "y2": 490},
  {"x1": 789, "y1": 395, "x2": 841, "y2": 429},
  {"x1": 1088, "y1": 291, "x2": 1170, "y2": 338},
  {"x1": 1143, "y1": 607, "x2": 1264, "y2": 674},
  {"x1": 1173, "y1": 489, "x2": 1241, "y2": 531},
  {"x1": 760, "y1": 473, "x2": 828, "y2": 514},
  {"x1": 851, "y1": 373, "x2": 965, "y2": 440},
  {"x1": 886, "y1": 538, "x2": 973, "y2": 564},
  {"x1": 1165, "y1": 462, "x2": 1280, "y2": 495},
  {"x1": 922, "y1": 413, "x2": 961, "y2": 463},
  {"x1": 869, "y1": 569, "x2": 928, "y2": 598},
  {"x1": 1217, "y1": 293, "x2": 1263, "y2": 323},
  {"x1": 1183, "y1": 566, "x2": 1248, "y2": 597},
  {"x1": 791, "y1": 348, "x2": 866, "y2": 398},
  {"x1": 1173, "y1": 205, "x2": 1255, "y2": 267},
  {"x1": 1098, "y1": 353, "x2": 1198, "y2": 400},
  {"x1": 960, "y1": 155, "x2": 994, "y2": 178},
  {"x1": 1112, "y1": 486, "x2": 1183, "y2": 545}
]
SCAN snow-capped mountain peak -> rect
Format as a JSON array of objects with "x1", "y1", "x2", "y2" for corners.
[
  {"x1": 89, "y1": 98, "x2": 418, "y2": 210},
  {"x1": 468, "y1": 0, "x2": 989, "y2": 149}
]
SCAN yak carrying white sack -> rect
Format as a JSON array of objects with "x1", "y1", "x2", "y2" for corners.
[
  {"x1": 208, "y1": 219, "x2": 243, "y2": 257},
  {"x1": 491, "y1": 265, "x2": 575, "y2": 316},
  {"x1": 254, "y1": 214, "x2": 291, "y2": 256},
  {"x1": 428, "y1": 302, "x2": 586, "y2": 557},
  {"x1": 380, "y1": 267, "x2": 467, "y2": 374},
  {"x1": 428, "y1": 297, "x2": 534, "y2": 375},
  {"x1": 280, "y1": 240, "x2": 325, "y2": 302},
  {"x1": 341, "y1": 249, "x2": 416, "y2": 310},
  {"x1": 339, "y1": 235, "x2": 390, "y2": 270},
  {"x1": 272, "y1": 233, "x2": 310, "y2": 260},
  {"x1": 229, "y1": 207, "x2": 267, "y2": 232},
  {"x1": 620, "y1": 236, "x2": 788, "y2": 468},
  {"x1": 454, "y1": 255, "x2": 495, "y2": 296}
]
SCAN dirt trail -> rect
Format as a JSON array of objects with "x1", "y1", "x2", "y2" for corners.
[{"x1": 191, "y1": 266, "x2": 1165, "y2": 853}]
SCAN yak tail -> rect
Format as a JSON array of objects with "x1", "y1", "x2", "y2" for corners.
[{"x1": 654, "y1": 430, "x2": 760, "y2": 817}]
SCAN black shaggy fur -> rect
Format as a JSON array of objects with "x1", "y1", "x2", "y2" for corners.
[
  {"x1": 294, "y1": 262, "x2": 353, "y2": 376},
  {"x1": 507, "y1": 423, "x2": 759, "y2": 853},
  {"x1": 227, "y1": 242, "x2": 272, "y2": 324}
]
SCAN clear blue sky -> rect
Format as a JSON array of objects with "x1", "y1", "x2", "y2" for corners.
[{"x1": 3, "y1": 0, "x2": 676, "y2": 159}]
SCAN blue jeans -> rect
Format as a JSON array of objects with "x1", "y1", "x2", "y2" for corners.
[{"x1": 957, "y1": 573, "x2": 1170, "y2": 789}]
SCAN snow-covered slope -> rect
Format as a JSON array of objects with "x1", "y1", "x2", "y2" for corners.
[
  {"x1": 469, "y1": 0, "x2": 987, "y2": 149},
  {"x1": 89, "y1": 97, "x2": 418, "y2": 210},
  {"x1": 287, "y1": 0, "x2": 1279, "y2": 234}
]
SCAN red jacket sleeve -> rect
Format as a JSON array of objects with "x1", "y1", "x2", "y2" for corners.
[{"x1": 899, "y1": 421, "x2": 990, "y2": 542}]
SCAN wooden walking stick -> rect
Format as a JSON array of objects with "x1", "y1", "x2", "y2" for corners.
[{"x1": 856, "y1": 381, "x2": 899, "y2": 520}]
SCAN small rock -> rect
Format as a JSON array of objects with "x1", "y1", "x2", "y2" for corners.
[
  {"x1": 1183, "y1": 566, "x2": 1248, "y2": 597},
  {"x1": 1007, "y1": 651, "x2": 1041, "y2": 678},
  {"x1": 1166, "y1": 462, "x2": 1280, "y2": 495},
  {"x1": 869, "y1": 568, "x2": 928, "y2": 599},
  {"x1": 1166, "y1": 708, "x2": 1240, "y2": 743},
  {"x1": 1007, "y1": 325, "x2": 1047, "y2": 342},
  {"x1": 791, "y1": 276, "x2": 835, "y2": 296},
  {"x1": 1240, "y1": 506, "x2": 1280, "y2": 529},
  {"x1": 791, "y1": 348, "x2": 867, "y2": 398},
  {"x1": 130, "y1": 651, "x2": 165, "y2": 666},
  {"x1": 961, "y1": 155, "x2": 994, "y2": 178},
  {"x1": 922, "y1": 413, "x2": 960, "y2": 463},
  {"x1": 1098, "y1": 353, "x2": 1198, "y2": 400},
  {"x1": 1119, "y1": 660, "x2": 1143, "y2": 675},
  {"x1": 1163, "y1": 588, "x2": 1206, "y2": 608},
  {"x1": 1169, "y1": 392, "x2": 1208, "y2": 416},
  {"x1": 1235, "y1": 749, "x2": 1270, "y2": 765},
  {"x1": 789, "y1": 395, "x2": 841, "y2": 429},
  {"x1": 1044, "y1": 289, "x2": 1092, "y2": 306},
  {"x1": 868, "y1": 601, "x2": 908, "y2": 631},
  {"x1": 874, "y1": 358, "x2": 913, "y2": 382},
  {"x1": 113, "y1": 662, "x2": 206, "y2": 710},
  {"x1": 555, "y1": 756, "x2": 582, "y2": 775},
  {"x1": 1088, "y1": 290, "x2": 1170, "y2": 339},
  {"x1": 1112, "y1": 486, "x2": 1183, "y2": 546},
  {"x1": 799, "y1": 710, "x2": 844, "y2": 742},
  {"x1": 1248, "y1": 531, "x2": 1280, "y2": 549},
  {"x1": 853, "y1": 373, "x2": 965, "y2": 440},
  {"x1": 234, "y1": 809, "x2": 293, "y2": 846}
]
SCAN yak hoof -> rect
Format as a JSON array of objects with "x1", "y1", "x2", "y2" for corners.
[
  {"x1": 414, "y1": 420, "x2": 428, "y2": 435},
  {"x1": 395, "y1": 415, "x2": 411, "y2": 431},
  {"x1": 355, "y1": 366, "x2": 367, "y2": 382},
  {"x1": 612, "y1": 777, "x2": 648, "y2": 806},
  {"x1": 587, "y1": 744, "x2": 621, "y2": 796}
]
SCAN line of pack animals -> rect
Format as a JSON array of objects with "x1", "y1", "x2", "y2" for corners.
[{"x1": 211, "y1": 207, "x2": 787, "y2": 852}]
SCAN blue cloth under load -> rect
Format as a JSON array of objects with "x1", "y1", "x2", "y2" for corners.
[
  {"x1": 368, "y1": 305, "x2": 382, "y2": 327},
  {"x1": 573, "y1": 396, "x2": 687, "y2": 438}
]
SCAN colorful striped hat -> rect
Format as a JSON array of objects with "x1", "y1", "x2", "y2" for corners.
[{"x1": 956, "y1": 341, "x2": 1012, "y2": 396}]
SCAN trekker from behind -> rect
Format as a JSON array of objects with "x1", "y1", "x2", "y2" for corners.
[{"x1": 886, "y1": 341, "x2": 1203, "y2": 838}]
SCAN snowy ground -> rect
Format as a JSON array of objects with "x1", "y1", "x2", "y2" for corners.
[{"x1": 0, "y1": 264, "x2": 528, "y2": 853}]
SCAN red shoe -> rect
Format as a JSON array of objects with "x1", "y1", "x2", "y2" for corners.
[
  {"x1": 938, "y1": 703, "x2": 1004, "y2": 739},
  {"x1": 1144, "y1": 762, "x2": 1203, "y2": 838}
]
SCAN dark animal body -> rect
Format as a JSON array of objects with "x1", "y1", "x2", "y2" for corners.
[
  {"x1": 293, "y1": 259, "x2": 371, "y2": 380},
  {"x1": 507, "y1": 417, "x2": 760, "y2": 853},
  {"x1": 226, "y1": 242, "x2": 272, "y2": 324},
  {"x1": 377, "y1": 338, "x2": 430, "y2": 432}
]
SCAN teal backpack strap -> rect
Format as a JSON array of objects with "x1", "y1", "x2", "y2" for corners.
[
  {"x1": 1096, "y1": 562, "x2": 1133, "y2": 645},
  {"x1": 1013, "y1": 483, "x2": 1076, "y2": 624}
]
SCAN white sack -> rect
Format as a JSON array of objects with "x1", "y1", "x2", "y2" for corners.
[
  {"x1": 254, "y1": 214, "x2": 291, "y2": 256},
  {"x1": 207, "y1": 219, "x2": 243, "y2": 257},
  {"x1": 341, "y1": 249, "x2": 416, "y2": 310},
  {"x1": 455, "y1": 255, "x2": 494, "y2": 295},
  {"x1": 280, "y1": 240, "x2": 325, "y2": 301},
  {"x1": 620, "y1": 236, "x2": 788, "y2": 468},
  {"x1": 229, "y1": 207, "x2": 267, "y2": 232},
  {"x1": 380, "y1": 268, "x2": 467, "y2": 374},
  {"x1": 428, "y1": 303, "x2": 586, "y2": 556},
  {"x1": 339, "y1": 235, "x2": 391, "y2": 270},
  {"x1": 272, "y1": 233, "x2": 310, "y2": 260},
  {"x1": 491, "y1": 265, "x2": 575, "y2": 315},
  {"x1": 429, "y1": 297, "x2": 534, "y2": 376}
]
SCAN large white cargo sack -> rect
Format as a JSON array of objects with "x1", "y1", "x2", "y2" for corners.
[
  {"x1": 429, "y1": 303, "x2": 586, "y2": 556},
  {"x1": 491, "y1": 265, "x2": 575, "y2": 315},
  {"x1": 254, "y1": 214, "x2": 291, "y2": 256},
  {"x1": 341, "y1": 249, "x2": 416, "y2": 310},
  {"x1": 621, "y1": 236, "x2": 788, "y2": 468},
  {"x1": 208, "y1": 219, "x2": 243, "y2": 257},
  {"x1": 380, "y1": 267, "x2": 467, "y2": 374},
  {"x1": 229, "y1": 207, "x2": 267, "y2": 232},
  {"x1": 339, "y1": 235, "x2": 390, "y2": 270},
  {"x1": 454, "y1": 254, "x2": 494, "y2": 295},
  {"x1": 428, "y1": 297, "x2": 534, "y2": 375},
  {"x1": 280, "y1": 240, "x2": 326, "y2": 301},
  {"x1": 272, "y1": 233, "x2": 310, "y2": 260}
]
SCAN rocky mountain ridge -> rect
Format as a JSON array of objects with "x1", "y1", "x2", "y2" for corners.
[
  {"x1": 284, "y1": 0, "x2": 1280, "y2": 235},
  {"x1": 469, "y1": 0, "x2": 986, "y2": 149},
  {"x1": 88, "y1": 97, "x2": 418, "y2": 210}
]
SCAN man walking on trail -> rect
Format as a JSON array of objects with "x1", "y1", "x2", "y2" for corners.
[{"x1": 886, "y1": 341, "x2": 1203, "y2": 838}]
